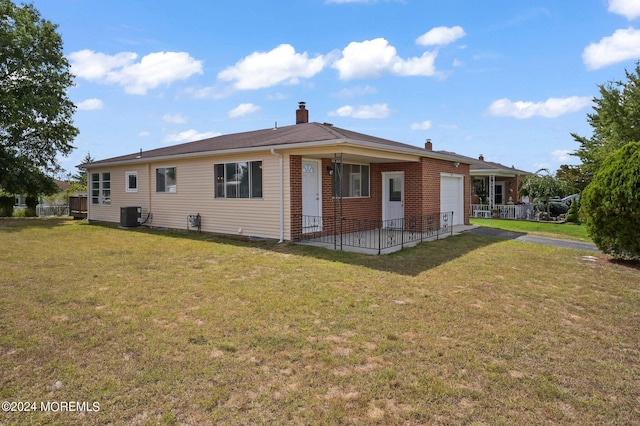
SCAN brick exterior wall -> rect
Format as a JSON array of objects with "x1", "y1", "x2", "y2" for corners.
[
  {"x1": 291, "y1": 155, "x2": 471, "y2": 240},
  {"x1": 289, "y1": 155, "x2": 302, "y2": 238}
]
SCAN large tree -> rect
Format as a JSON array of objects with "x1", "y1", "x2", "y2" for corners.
[
  {"x1": 0, "y1": 0, "x2": 78, "y2": 194},
  {"x1": 571, "y1": 64, "x2": 640, "y2": 181}
]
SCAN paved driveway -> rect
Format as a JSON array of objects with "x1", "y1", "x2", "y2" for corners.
[{"x1": 465, "y1": 226, "x2": 599, "y2": 252}]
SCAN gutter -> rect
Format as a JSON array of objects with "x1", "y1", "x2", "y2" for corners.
[{"x1": 270, "y1": 148, "x2": 284, "y2": 243}]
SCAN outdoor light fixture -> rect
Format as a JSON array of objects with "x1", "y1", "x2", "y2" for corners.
[
  {"x1": 327, "y1": 165, "x2": 334, "y2": 176},
  {"x1": 453, "y1": 162, "x2": 460, "y2": 167}
]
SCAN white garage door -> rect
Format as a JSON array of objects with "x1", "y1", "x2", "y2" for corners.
[{"x1": 440, "y1": 175, "x2": 464, "y2": 226}]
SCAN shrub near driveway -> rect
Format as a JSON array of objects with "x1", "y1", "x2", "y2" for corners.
[{"x1": 0, "y1": 218, "x2": 638, "y2": 425}]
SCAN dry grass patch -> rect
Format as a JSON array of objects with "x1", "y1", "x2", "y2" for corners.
[{"x1": 0, "y1": 218, "x2": 638, "y2": 425}]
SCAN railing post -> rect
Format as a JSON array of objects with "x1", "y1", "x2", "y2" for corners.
[{"x1": 450, "y1": 211, "x2": 453, "y2": 237}]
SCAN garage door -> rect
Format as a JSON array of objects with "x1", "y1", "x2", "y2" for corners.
[{"x1": 440, "y1": 175, "x2": 464, "y2": 226}]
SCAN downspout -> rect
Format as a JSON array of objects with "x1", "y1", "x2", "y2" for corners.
[
  {"x1": 147, "y1": 163, "x2": 152, "y2": 222},
  {"x1": 270, "y1": 149, "x2": 284, "y2": 243}
]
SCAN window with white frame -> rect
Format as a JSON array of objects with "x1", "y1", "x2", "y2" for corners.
[
  {"x1": 214, "y1": 161, "x2": 262, "y2": 199},
  {"x1": 156, "y1": 167, "x2": 176, "y2": 193},
  {"x1": 334, "y1": 163, "x2": 370, "y2": 198},
  {"x1": 91, "y1": 172, "x2": 111, "y2": 205},
  {"x1": 126, "y1": 171, "x2": 138, "y2": 192}
]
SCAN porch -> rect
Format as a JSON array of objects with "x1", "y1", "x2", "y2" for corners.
[
  {"x1": 470, "y1": 203, "x2": 533, "y2": 220},
  {"x1": 293, "y1": 212, "x2": 467, "y2": 255}
]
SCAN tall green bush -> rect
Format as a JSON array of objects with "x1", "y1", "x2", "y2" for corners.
[
  {"x1": 565, "y1": 199, "x2": 580, "y2": 224},
  {"x1": 581, "y1": 142, "x2": 640, "y2": 259},
  {"x1": 0, "y1": 194, "x2": 14, "y2": 217}
]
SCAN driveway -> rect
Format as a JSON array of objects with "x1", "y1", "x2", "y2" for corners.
[{"x1": 465, "y1": 226, "x2": 599, "y2": 252}]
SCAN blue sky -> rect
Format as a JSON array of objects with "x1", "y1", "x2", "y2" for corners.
[{"x1": 30, "y1": 0, "x2": 640, "y2": 175}]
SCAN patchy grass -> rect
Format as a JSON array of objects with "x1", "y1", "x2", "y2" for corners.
[
  {"x1": 470, "y1": 218, "x2": 591, "y2": 242},
  {"x1": 1, "y1": 218, "x2": 638, "y2": 425}
]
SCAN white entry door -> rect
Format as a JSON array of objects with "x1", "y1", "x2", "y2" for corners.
[
  {"x1": 382, "y1": 172, "x2": 404, "y2": 225},
  {"x1": 302, "y1": 159, "x2": 321, "y2": 232}
]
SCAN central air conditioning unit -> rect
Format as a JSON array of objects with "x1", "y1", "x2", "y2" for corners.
[{"x1": 120, "y1": 206, "x2": 141, "y2": 227}]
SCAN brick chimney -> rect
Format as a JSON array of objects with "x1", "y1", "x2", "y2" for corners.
[
  {"x1": 479, "y1": 154, "x2": 484, "y2": 161},
  {"x1": 425, "y1": 139, "x2": 432, "y2": 151},
  {"x1": 296, "y1": 101, "x2": 308, "y2": 124}
]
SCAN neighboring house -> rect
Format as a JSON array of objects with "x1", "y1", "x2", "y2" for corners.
[
  {"x1": 424, "y1": 147, "x2": 533, "y2": 220},
  {"x1": 469, "y1": 155, "x2": 532, "y2": 219},
  {"x1": 83, "y1": 103, "x2": 473, "y2": 245}
]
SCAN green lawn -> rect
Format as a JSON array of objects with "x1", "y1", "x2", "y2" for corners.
[
  {"x1": 1, "y1": 218, "x2": 638, "y2": 425},
  {"x1": 470, "y1": 218, "x2": 591, "y2": 242}
]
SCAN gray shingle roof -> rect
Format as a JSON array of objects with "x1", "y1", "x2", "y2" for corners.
[{"x1": 83, "y1": 122, "x2": 469, "y2": 167}]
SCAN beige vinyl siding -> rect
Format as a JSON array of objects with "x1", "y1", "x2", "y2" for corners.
[
  {"x1": 87, "y1": 165, "x2": 150, "y2": 223},
  {"x1": 148, "y1": 152, "x2": 286, "y2": 240}
]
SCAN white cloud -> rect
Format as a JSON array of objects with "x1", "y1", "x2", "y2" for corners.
[
  {"x1": 416, "y1": 26, "x2": 466, "y2": 46},
  {"x1": 138, "y1": 131, "x2": 150, "y2": 137},
  {"x1": 329, "y1": 103, "x2": 390, "y2": 119},
  {"x1": 76, "y1": 98, "x2": 104, "y2": 110},
  {"x1": 229, "y1": 103, "x2": 260, "y2": 118},
  {"x1": 551, "y1": 149, "x2": 571, "y2": 162},
  {"x1": 163, "y1": 129, "x2": 220, "y2": 144},
  {"x1": 333, "y1": 38, "x2": 437, "y2": 80},
  {"x1": 217, "y1": 44, "x2": 326, "y2": 90},
  {"x1": 69, "y1": 49, "x2": 203, "y2": 95},
  {"x1": 332, "y1": 85, "x2": 377, "y2": 98},
  {"x1": 583, "y1": 27, "x2": 640, "y2": 70},
  {"x1": 608, "y1": 0, "x2": 640, "y2": 19},
  {"x1": 69, "y1": 50, "x2": 136, "y2": 80},
  {"x1": 488, "y1": 96, "x2": 591, "y2": 119},
  {"x1": 410, "y1": 120, "x2": 432, "y2": 130},
  {"x1": 162, "y1": 113, "x2": 187, "y2": 124}
]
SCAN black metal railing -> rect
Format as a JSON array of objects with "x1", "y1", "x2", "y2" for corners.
[{"x1": 294, "y1": 212, "x2": 454, "y2": 254}]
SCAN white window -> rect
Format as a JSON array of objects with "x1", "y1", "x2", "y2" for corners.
[
  {"x1": 126, "y1": 171, "x2": 138, "y2": 192},
  {"x1": 214, "y1": 161, "x2": 263, "y2": 199},
  {"x1": 91, "y1": 173, "x2": 111, "y2": 205},
  {"x1": 334, "y1": 163, "x2": 370, "y2": 198},
  {"x1": 156, "y1": 167, "x2": 176, "y2": 193}
]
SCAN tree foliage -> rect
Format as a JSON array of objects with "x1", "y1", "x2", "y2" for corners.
[
  {"x1": 555, "y1": 164, "x2": 589, "y2": 194},
  {"x1": 519, "y1": 168, "x2": 569, "y2": 200},
  {"x1": 571, "y1": 64, "x2": 640, "y2": 181},
  {"x1": 520, "y1": 169, "x2": 570, "y2": 217},
  {"x1": 70, "y1": 152, "x2": 93, "y2": 190},
  {"x1": 0, "y1": 0, "x2": 78, "y2": 194},
  {"x1": 581, "y1": 142, "x2": 640, "y2": 260}
]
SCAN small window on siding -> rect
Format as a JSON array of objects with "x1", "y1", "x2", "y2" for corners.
[
  {"x1": 126, "y1": 172, "x2": 138, "y2": 192},
  {"x1": 91, "y1": 173, "x2": 100, "y2": 205},
  {"x1": 156, "y1": 167, "x2": 176, "y2": 193},
  {"x1": 101, "y1": 173, "x2": 111, "y2": 205}
]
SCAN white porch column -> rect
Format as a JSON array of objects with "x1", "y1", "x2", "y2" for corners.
[{"x1": 489, "y1": 175, "x2": 495, "y2": 211}]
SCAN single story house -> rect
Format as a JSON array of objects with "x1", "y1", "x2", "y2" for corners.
[
  {"x1": 470, "y1": 155, "x2": 530, "y2": 205},
  {"x1": 83, "y1": 103, "x2": 473, "y2": 244}
]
